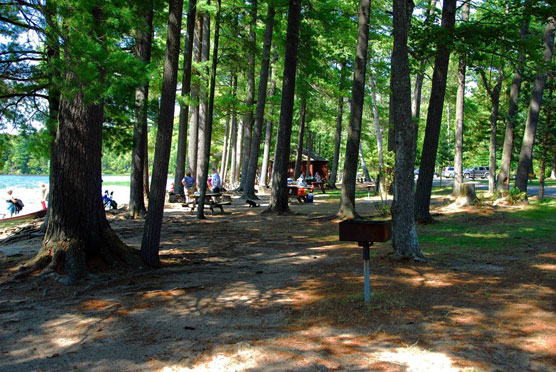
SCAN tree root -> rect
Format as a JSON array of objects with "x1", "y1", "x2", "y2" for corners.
[
  {"x1": 388, "y1": 251, "x2": 428, "y2": 263},
  {"x1": 11, "y1": 226, "x2": 139, "y2": 282},
  {"x1": 0, "y1": 225, "x2": 44, "y2": 246}
]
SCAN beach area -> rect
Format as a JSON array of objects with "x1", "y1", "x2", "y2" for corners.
[{"x1": 0, "y1": 175, "x2": 174, "y2": 218}]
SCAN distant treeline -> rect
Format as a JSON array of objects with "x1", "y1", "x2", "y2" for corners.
[{"x1": 0, "y1": 132, "x2": 131, "y2": 175}]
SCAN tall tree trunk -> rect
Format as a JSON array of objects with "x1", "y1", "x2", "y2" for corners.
[
  {"x1": 369, "y1": 74, "x2": 384, "y2": 170},
  {"x1": 293, "y1": 96, "x2": 307, "y2": 179},
  {"x1": 187, "y1": 14, "x2": 203, "y2": 178},
  {"x1": 453, "y1": 0, "x2": 468, "y2": 196},
  {"x1": 498, "y1": 11, "x2": 530, "y2": 192},
  {"x1": 39, "y1": 84, "x2": 133, "y2": 278},
  {"x1": 143, "y1": 140, "x2": 150, "y2": 198},
  {"x1": 229, "y1": 74, "x2": 239, "y2": 184},
  {"x1": 391, "y1": 0, "x2": 422, "y2": 260},
  {"x1": 141, "y1": 0, "x2": 184, "y2": 266},
  {"x1": 129, "y1": 0, "x2": 153, "y2": 218},
  {"x1": 414, "y1": 0, "x2": 456, "y2": 223},
  {"x1": 539, "y1": 79, "x2": 553, "y2": 199},
  {"x1": 307, "y1": 129, "x2": 313, "y2": 177},
  {"x1": 551, "y1": 153, "x2": 556, "y2": 179},
  {"x1": 243, "y1": 5, "x2": 275, "y2": 200},
  {"x1": 233, "y1": 118, "x2": 243, "y2": 184},
  {"x1": 34, "y1": 6, "x2": 137, "y2": 279},
  {"x1": 220, "y1": 112, "x2": 230, "y2": 180},
  {"x1": 196, "y1": 4, "x2": 210, "y2": 181},
  {"x1": 337, "y1": 0, "x2": 371, "y2": 219},
  {"x1": 489, "y1": 81, "x2": 502, "y2": 194},
  {"x1": 328, "y1": 64, "x2": 345, "y2": 190},
  {"x1": 479, "y1": 69, "x2": 504, "y2": 194},
  {"x1": 265, "y1": 0, "x2": 302, "y2": 213},
  {"x1": 173, "y1": 0, "x2": 197, "y2": 196},
  {"x1": 411, "y1": 0, "x2": 437, "y2": 134},
  {"x1": 239, "y1": 0, "x2": 258, "y2": 192},
  {"x1": 359, "y1": 147, "x2": 371, "y2": 182},
  {"x1": 515, "y1": 18, "x2": 555, "y2": 192},
  {"x1": 41, "y1": 0, "x2": 61, "y2": 232},
  {"x1": 197, "y1": 0, "x2": 221, "y2": 219},
  {"x1": 260, "y1": 52, "x2": 278, "y2": 188}
]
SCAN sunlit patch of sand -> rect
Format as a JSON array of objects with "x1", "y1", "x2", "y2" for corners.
[
  {"x1": 532, "y1": 263, "x2": 556, "y2": 272},
  {"x1": 79, "y1": 299, "x2": 119, "y2": 311},
  {"x1": 162, "y1": 327, "x2": 461, "y2": 372},
  {"x1": 445, "y1": 308, "x2": 487, "y2": 325}
]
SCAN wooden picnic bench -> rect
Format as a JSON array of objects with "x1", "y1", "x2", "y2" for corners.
[
  {"x1": 311, "y1": 181, "x2": 326, "y2": 194},
  {"x1": 183, "y1": 193, "x2": 231, "y2": 214},
  {"x1": 287, "y1": 185, "x2": 306, "y2": 203}
]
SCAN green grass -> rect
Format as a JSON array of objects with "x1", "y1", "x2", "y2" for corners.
[{"x1": 418, "y1": 198, "x2": 556, "y2": 260}]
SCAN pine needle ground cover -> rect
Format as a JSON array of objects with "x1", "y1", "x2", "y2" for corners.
[{"x1": 0, "y1": 190, "x2": 554, "y2": 371}]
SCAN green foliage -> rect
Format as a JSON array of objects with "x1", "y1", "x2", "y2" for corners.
[{"x1": 506, "y1": 187, "x2": 527, "y2": 204}]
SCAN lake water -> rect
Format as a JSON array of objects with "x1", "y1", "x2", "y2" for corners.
[{"x1": 0, "y1": 175, "x2": 174, "y2": 216}]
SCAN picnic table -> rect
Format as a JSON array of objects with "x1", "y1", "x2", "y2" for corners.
[
  {"x1": 185, "y1": 192, "x2": 231, "y2": 213},
  {"x1": 287, "y1": 185, "x2": 306, "y2": 203}
]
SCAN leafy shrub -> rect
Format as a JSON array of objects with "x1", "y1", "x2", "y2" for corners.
[{"x1": 506, "y1": 187, "x2": 527, "y2": 204}]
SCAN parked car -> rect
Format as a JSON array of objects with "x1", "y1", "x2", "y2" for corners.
[
  {"x1": 464, "y1": 166, "x2": 490, "y2": 179},
  {"x1": 442, "y1": 166, "x2": 455, "y2": 178}
]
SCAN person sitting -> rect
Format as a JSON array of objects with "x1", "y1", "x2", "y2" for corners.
[
  {"x1": 211, "y1": 168, "x2": 222, "y2": 193},
  {"x1": 296, "y1": 174, "x2": 307, "y2": 187},
  {"x1": 314, "y1": 172, "x2": 322, "y2": 183}
]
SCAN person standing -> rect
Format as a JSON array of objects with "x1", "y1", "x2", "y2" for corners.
[
  {"x1": 40, "y1": 184, "x2": 48, "y2": 209},
  {"x1": 6, "y1": 190, "x2": 17, "y2": 217},
  {"x1": 211, "y1": 168, "x2": 221, "y2": 193},
  {"x1": 182, "y1": 172, "x2": 196, "y2": 195}
]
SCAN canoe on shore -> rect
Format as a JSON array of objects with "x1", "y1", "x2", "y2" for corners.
[{"x1": 0, "y1": 209, "x2": 47, "y2": 224}]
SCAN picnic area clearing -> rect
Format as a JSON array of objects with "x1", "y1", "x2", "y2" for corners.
[{"x1": 0, "y1": 191, "x2": 555, "y2": 371}]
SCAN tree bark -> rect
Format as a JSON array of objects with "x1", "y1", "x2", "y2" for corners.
[
  {"x1": 411, "y1": 0, "x2": 437, "y2": 140},
  {"x1": 337, "y1": 0, "x2": 371, "y2": 220},
  {"x1": 293, "y1": 95, "x2": 307, "y2": 179},
  {"x1": 197, "y1": 0, "x2": 221, "y2": 219},
  {"x1": 515, "y1": 18, "x2": 555, "y2": 193},
  {"x1": 359, "y1": 147, "x2": 371, "y2": 182},
  {"x1": 307, "y1": 129, "x2": 313, "y2": 177},
  {"x1": 243, "y1": 5, "x2": 275, "y2": 200},
  {"x1": 391, "y1": 0, "x2": 422, "y2": 260},
  {"x1": 28, "y1": 6, "x2": 138, "y2": 279},
  {"x1": 414, "y1": 0, "x2": 456, "y2": 223},
  {"x1": 265, "y1": 0, "x2": 302, "y2": 214},
  {"x1": 141, "y1": 0, "x2": 183, "y2": 266},
  {"x1": 229, "y1": 74, "x2": 239, "y2": 184},
  {"x1": 129, "y1": 0, "x2": 153, "y2": 218},
  {"x1": 328, "y1": 64, "x2": 346, "y2": 190},
  {"x1": 369, "y1": 73, "x2": 384, "y2": 170},
  {"x1": 479, "y1": 69, "x2": 504, "y2": 194},
  {"x1": 239, "y1": 0, "x2": 258, "y2": 192},
  {"x1": 196, "y1": 4, "x2": 210, "y2": 183},
  {"x1": 143, "y1": 138, "x2": 150, "y2": 199},
  {"x1": 39, "y1": 83, "x2": 133, "y2": 278},
  {"x1": 453, "y1": 0, "x2": 468, "y2": 196},
  {"x1": 173, "y1": 0, "x2": 197, "y2": 196},
  {"x1": 187, "y1": 14, "x2": 202, "y2": 178},
  {"x1": 498, "y1": 12, "x2": 530, "y2": 192},
  {"x1": 259, "y1": 52, "x2": 278, "y2": 188},
  {"x1": 220, "y1": 111, "x2": 231, "y2": 180}
]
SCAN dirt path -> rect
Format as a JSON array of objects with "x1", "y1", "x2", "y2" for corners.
[{"x1": 0, "y1": 192, "x2": 555, "y2": 371}]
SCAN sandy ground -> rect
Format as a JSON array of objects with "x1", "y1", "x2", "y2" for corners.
[{"x1": 0, "y1": 191, "x2": 555, "y2": 372}]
